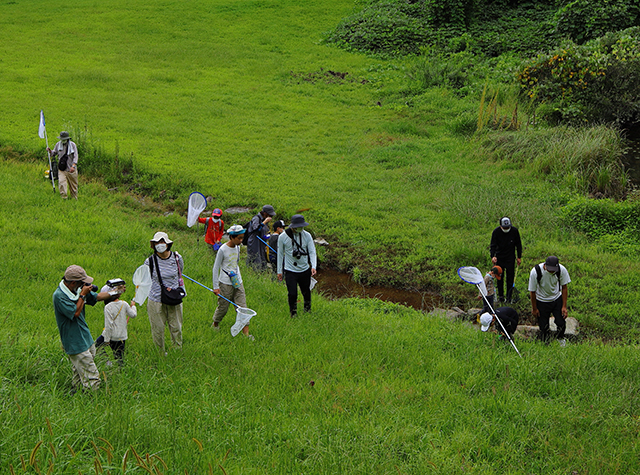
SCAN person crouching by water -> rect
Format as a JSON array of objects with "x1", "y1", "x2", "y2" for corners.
[
  {"x1": 94, "y1": 278, "x2": 137, "y2": 366},
  {"x1": 53, "y1": 265, "x2": 112, "y2": 392},
  {"x1": 277, "y1": 214, "x2": 317, "y2": 318},
  {"x1": 212, "y1": 225, "x2": 253, "y2": 339},
  {"x1": 144, "y1": 232, "x2": 186, "y2": 353},
  {"x1": 480, "y1": 307, "x2": 520, "y2": 340}
]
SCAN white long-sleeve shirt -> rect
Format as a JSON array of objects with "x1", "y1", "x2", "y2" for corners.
[
  {"x1": 212, "y1": 243, "x2": 242, "y2": 289},
  {"x1": 277, "y1": 230, "x2": 317, "y2": 274},
  {"x1": 102, "y1": 300, "x2": 137, "y2": 342}
]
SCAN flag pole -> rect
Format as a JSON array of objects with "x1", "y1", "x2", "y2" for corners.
[{"x1": 39, "y1": 110, "x2": 55, "y2": 192}]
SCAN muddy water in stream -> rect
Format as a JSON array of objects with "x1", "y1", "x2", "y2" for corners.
[{"x1": 315, "y1": 267, "x2": 443, "y2": 312}]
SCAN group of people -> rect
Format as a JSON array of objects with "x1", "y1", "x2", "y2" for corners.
[
  {"x1": 53, "y1": 231, "x2": 185, "y2": 391},
  {"x1": 480, "y1": 216, "x2": 572, "y2": 346},
  {"x1": 53, "y1": 205, "x2": 319, "y2": 392},
  {"x1": 53, "y1": 203, "x2": 572, "y2": 392}
]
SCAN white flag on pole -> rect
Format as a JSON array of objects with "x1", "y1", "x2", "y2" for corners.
[{"x1": 38, "y1": 110, "x2": 46, "y2": 139}]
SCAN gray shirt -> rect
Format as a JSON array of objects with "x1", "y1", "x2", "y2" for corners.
[
  {"x1": 277, "y1": 230, "x2": 317, "y2": 274},
  {"x1": 52, "y1": 140, "x2": 79, "y2": 167}
]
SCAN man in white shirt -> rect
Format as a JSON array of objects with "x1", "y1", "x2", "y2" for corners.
[{"x1": 528, "y1": 256, "x2": 571, "y2": 344}]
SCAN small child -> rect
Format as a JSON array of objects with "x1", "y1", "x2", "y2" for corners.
[
  {"x1": 95, "y1": 278, "x2": 137, "y2": 366},
  {"x1": 478, "y1": 266, "x2": 502, "y2": 314},
  {"x1": 268, "y1": 220, "x2": 285, "y2": 273},
  {"x1": 198, "y1": 208, "x2": 225, "y2": 251}
]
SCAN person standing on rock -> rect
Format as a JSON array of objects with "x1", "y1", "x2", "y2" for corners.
[
  {"x1": 490, "y1": 216, "x2": 522, "y2": 303},
  {"x1": 528, "y1": 256, "x2": 571, "y2": 345}
]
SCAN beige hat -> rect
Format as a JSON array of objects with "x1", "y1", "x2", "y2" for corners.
[
  {"x1": 150, "y1": 231, "x2": 173, "y2": 244},
  {"x1": 64, "y1": 265, "x2": 94, "y2": 283}
]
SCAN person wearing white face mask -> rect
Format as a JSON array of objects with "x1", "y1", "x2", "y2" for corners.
[
  {"x1": 277, "y1": 215, "x2": 317, "y2": 318},
  {"x1": 143, "y1": 232, "x2": 186, "y2": 353},
  {"x1": 489, "y1": 216, "x2": 523, "y2": 304},
  {"x1": 198, "y1": 208, "x2": 225, "y2": 251}
]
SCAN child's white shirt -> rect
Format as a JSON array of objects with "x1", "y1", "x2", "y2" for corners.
[{"x1": 102, "y1": 300, "x2": 137, "y2": 342}]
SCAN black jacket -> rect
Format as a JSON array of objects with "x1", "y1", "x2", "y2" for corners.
[{"x1": 489, "y1": 226, "x2": 522, "y2": 261}]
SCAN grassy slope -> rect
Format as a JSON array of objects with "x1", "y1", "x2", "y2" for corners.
[
  {"x1": 1, "y1": 158, "x2": 640, "y2": 473},
  {"x1": 3, "y1": 0, "x2": 640, "y2": 333}
]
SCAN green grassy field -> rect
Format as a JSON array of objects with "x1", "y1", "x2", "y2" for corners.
[
  {"x1": 2, "y1": 158, "x2": 640, "y2": 473},
  {"x1": 2, "y1": 0, "x2": 640, "y2": 471}
]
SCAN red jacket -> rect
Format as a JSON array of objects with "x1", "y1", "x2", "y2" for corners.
[{"x1": 198, "y1": 217, "x2": 224, "y2": 245}]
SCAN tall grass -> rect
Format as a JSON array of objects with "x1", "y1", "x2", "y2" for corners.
[
  {"x1": 2, "y1": 160, "x2": 640, "y2": 473},
  {"x1": 478, "y1": 125, "x2": 630, "y2": 199}
]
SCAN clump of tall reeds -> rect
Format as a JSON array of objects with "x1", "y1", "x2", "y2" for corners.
[{"x1": 477, "y1": 124, "x2": 629, "y2": 199}]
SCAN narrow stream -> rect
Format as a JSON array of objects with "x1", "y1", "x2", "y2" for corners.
[{"x1": 314, "y1": 267, "x2": 443, "y2": 312}]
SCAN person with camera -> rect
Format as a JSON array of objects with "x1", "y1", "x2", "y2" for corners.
[
  {"x1": 47, "y1": 131, "x2": 79, "y2": 199},
  {"x1": 277, "y1": 214, "x2": 317, "y2": 318},
  {"x1": 53, "y1": 265, "x2": 113, "y2": 392},
  {"x1": 144, "y1": 232, "x2": 186, "y2": 353}
]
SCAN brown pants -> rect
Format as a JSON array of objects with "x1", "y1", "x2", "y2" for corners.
[
  {"x1": 213, "y1": 283, "x2": 247, "y2": 323},
  {"x1": 147, "y1": 299, "x2": 183, "y2": 351},
  {"x1": 59, "y1": 169, "x2": 78, "y2": 199}
]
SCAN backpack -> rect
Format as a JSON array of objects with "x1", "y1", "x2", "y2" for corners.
[
  {"x1": 57, "y1": 143, "x2": 69, "y2": 171},
  {"x1": 242, "y1": 219, "x2": 253, "y2": 246},
  {"x1": 535, "y1": 264, "x2": 561, "y2": 291}
]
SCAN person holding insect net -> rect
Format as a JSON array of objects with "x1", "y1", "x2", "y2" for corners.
[
  {"x1": 277, "y1": 214, "x2": 317, "y2": 318},
  {"x1": 480, "y1": 307, "x2": 520, "y2": 340},
  {"x1": 198, "y1": 208, "x2": 224, "y2": 251},
  {"x1": 490, "y1": 216, "x2": 522, "y2": 303},
  {"x1": 212, "y1": 225, "x2": 254, "y2": 339},
  {"x1": 144, "y1": 232, "x2": 186, "y2": 353},
  {"x1": 246, "y1": 204, "x2": 275, "y2": 271},
  {"x1": 47, "y1": 131, "x2": 79, "y2": 199}
]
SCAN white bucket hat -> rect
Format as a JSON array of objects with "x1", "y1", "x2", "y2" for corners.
[{"x1": 480, "y1": 312, "x2": 493, "y2": 332}]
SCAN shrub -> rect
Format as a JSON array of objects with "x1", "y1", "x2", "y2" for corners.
[
  {"x1": 324, "y1": 1, "x2": 430, "y2": 56},
  {"x1": 517, "y1": 27, "x2": 640, "y2": 125},
  {"x1": 324, "y1": 0, "x2": 560, "y2": 57},
  {"x1": 555, "y1": 0, "x2": 640, "y2": 44},
  {"x1": 562, "y1": 196, "x2": 640, "y2": 244}
]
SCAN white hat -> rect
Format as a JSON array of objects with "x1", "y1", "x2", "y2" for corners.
[
  {"x1": 151, "y1": 231, "x2": 173, "y2": 244},
  {"x1": 500, "y1": 217, "x2": 511, "y2": 228},
  {"x1": 228, "y1": 224, "x2": 246, "y2": 236},
  {"x1": 480, "y1": 312, "x2": 493, "y2": 332}
]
